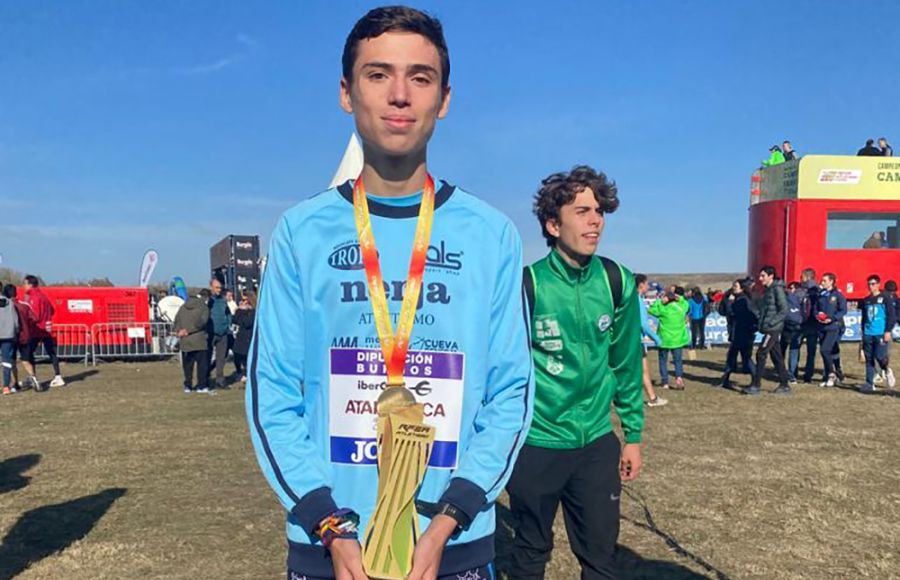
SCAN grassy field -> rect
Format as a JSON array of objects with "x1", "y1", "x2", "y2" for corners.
[{"x1": 1, "y1": 345, "x2": 899, "y2": 580}]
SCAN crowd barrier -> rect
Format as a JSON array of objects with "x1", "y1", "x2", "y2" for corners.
[
  {"x1": 90, "y1": 322, "x2": 179, "y2": 365},
  {"x1": 34, "y1": 324, "x2": 92, "y2": 366}
]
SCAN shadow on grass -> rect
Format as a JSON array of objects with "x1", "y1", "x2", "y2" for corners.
[
  {"x1": 0, "y1": 454, "x2": 40, "y2": 494},
  {"x1": 60, "y1": 369, "x2": 100, "y2": 385},
  {"x1": 0, "y1": 487, "x2": 126, "y2": 580},
  {"x1": 494, "y1": 502, "x2": 726, "y2": 580}
]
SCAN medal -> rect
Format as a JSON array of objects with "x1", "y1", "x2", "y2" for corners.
[{"x1": 353, "y1": 173, "x2": 437, "y2": 580}]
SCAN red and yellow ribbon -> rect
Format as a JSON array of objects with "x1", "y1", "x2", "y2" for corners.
[{"x1": 352, "y1": 174, "x2": 436, "y2": 387}]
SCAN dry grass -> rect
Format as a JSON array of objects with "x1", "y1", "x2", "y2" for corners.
[{"x1": 1, "y1": 344, "x2": 899, "y2": 579}]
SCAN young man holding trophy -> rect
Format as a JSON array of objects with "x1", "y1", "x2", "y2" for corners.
[
  {"x1": 247, "y1": 6, "x2": 533, "y2": 580},
  {"x1": 508, "y1": 166, "x2": 645, "y2": 579}
]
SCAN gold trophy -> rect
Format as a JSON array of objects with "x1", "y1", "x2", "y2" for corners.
[{"x1": 361, "y1": 385, "x2": 435, "y2": 579}]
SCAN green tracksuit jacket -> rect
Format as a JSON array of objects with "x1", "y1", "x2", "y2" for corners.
[{"x1": 525, "y1": 251, "x2": 645, "y2": 448}]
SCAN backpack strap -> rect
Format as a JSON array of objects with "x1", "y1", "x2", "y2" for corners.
[
  {"x1": 523, "y1": 266, "x2": 536, "y2": 320},
  {"x1": 599, "y1": 256, "x2": 623, "y2": 309}
]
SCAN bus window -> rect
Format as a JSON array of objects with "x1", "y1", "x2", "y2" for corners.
[{"x1": 826, "y1": 212, "x2": 900, "y2": 249}]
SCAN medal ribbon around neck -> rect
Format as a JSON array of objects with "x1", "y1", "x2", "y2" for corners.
[{"x1": 352, "y1": 173, "x2": 436, "y2": 387}]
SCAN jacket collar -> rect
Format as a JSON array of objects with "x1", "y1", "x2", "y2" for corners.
[{"x1": 547, "y1": 249, "x2": 596, "y2": 284}]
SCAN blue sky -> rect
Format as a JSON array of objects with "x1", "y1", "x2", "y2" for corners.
[{"x1": 2, "y1": 1, "x2": 898, "y2": 285}]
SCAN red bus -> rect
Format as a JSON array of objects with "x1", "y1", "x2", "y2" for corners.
[{"x1": 748, "y1": 155, "x2": 900, "y2": 299}]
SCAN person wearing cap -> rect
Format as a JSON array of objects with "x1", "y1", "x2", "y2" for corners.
[{"x1": 762, "y1": 145, "x2": 785, "y2": 167}]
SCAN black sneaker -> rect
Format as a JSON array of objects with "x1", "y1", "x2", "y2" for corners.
[
  {"x1": 741, "y1": 386, "x2": 762, "y2": 396},
  {"x1": 772, "y1": 385, "x2": 792, "y2": 395}
]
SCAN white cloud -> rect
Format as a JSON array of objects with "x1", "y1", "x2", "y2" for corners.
[{"x1": 176, "y1": 32, "x2": 260, "y2": 76}]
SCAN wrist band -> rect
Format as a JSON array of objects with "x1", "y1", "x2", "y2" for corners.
[{"x1": 315, "y1": 508, "x2": 360, "y2": 549}]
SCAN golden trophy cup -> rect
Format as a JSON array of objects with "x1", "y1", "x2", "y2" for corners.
[{"x1": 361, "y1": 385, "x2": 435, "y2": 580}]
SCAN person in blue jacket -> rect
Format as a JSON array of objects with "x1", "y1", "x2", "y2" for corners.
[
  {"x1": 687, "y1": 287, "x2": 709, "y2": 350},
  {"x1": 246, "y1": 7, "x2": 533, "y2": 580},
  {"x1": 815, "y1": 273, "x2": 848, "y2": 387},
  {"x1": 636, "y1": 274, "x2": 667, "y2": 407},
  {"x1": 859, "y1": 275, "x2": 897, "y2": 393}
]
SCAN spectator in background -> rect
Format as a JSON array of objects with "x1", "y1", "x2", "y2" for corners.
[
  {"x1": 225, "y1": 289, "x2": 238, "y2": 316},
  {"x1": 649, "y1": 290, "x2": 690, "y2": 390},
  {"x1": 175, "y1": 289, "x2": 211, "y2": 394},
  {"x1": 781, "y1": 282, "x2": 805, "y2": 385},
  {"x1": 782, "y1": 140, "x2": 797, "y2": 161},
  {"x1": 719, "y1": 279, "x2": 757, "y2": 389},
  {"x1": 231, "y1": 291, "x2": 256, "y2": 386},
  {"x1": 858, "y1": 139, "x2": 882, "y2": 156},
  {"x1": 762, "y1": 145, "x2": 785, "y2": 167},
  {"x1": 2, "y1": 284, "x2": 39, "y2": 391},
  {"x1": 688, "y1": 287, "x2": 710, "y2": 350},
  {"x1": 798, "y1": 268, "x2": 819, "y2": 383},
  {"x1": 206, "y1": 278, "x2": 231, "y2": 391},
  {"x1": 879, "y1": 137, "x2": 893, "y2": 157},
  {"x1": 815, "y1": 272, "x2": 847, "y2": 387},
  {"x1": 0, "y1": 290, "x2": 19, "y2": 395},
  {"x1": 635, "y1": 274, "x2": 667, "y2": 407},
  {"x1": 24, "y1": 275, "x2": 65, "y2": 389},
  {"x1": 863, "y1": 231, "x2": 885, "y2": 249},
  {"x1": 746, "y1": 266, "x2": 791, "y2": 395},
  {"x1": 877, "y1": 279, "x2": 898, "y2": 388},
  {"x1": 859, "y1": 274, "x2": 896, "y2": 394}
]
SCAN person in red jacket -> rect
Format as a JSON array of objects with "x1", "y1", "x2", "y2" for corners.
[
  {"x1": 23, "y1": 275, "x2": 65, "y2": 389},
  {"x1": 2, "y1": 284, "x2": 40, "y2": 391}
]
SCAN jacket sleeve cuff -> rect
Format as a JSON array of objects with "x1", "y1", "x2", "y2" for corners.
[
  {"x1": 624, "y1": 431, "x2": 642, "y2": 444},
  {"x1": 438, "y1": 478, "x2": 487, "y2": 528},
  {"x1": 291, "y1": 486, "x2": 339, "y2": 536}
]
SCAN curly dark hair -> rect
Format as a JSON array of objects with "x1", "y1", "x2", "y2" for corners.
[{"x1": 533, "y1": 165, "x2": 618, "y2": 247}]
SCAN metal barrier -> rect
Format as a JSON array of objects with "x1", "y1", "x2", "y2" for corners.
[
  {"x1": 91, "y1": 322, "x2": 178, "y2": 366},
  {"x1": 34, "y1": 324, "x2": 92, "y2": 367}
]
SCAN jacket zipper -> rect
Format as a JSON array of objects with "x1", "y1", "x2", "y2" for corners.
[{"x1": 575, "y1": 270, "x2": 587, "y2": 447}]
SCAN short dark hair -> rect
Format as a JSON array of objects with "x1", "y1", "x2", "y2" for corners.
[
  {"x1": 634, "y1": 273, "x2": 647, "y2": 286},
  {"x1": 343, "y1": 6, "x2": 450, "y2": 89},
  {"x1": 674, "y1": 286, "x2": 685, "y2": 296},
  {"x1": 885, "y1": 280, "x2": 898, "y2": 292},
  {"x1": 24, "y1": 275, "x2": 40, "y2": 287},
  {"x1": 199, "y1": 289, "x2": 211, "y2": 299},
  {"x1": 2, "y1": 284, "x2": 16, "y2": 299},
  {"x1": 822, "y1": 272, "x2": 837, "y2": 283},
  {"x1": 788, "y1": 281, "x2": 801, "y2": 290},
  {"x1": 867, "y1": 274, "x2": 881, "y2": 283},
  {"x1": 801, "y1": 268, "x2": 816, "y2": 281},
  {"x1": 866, "y1": 139, "x2": 875, "y2": 146},
  {"x1": 533, "y1": 165, "x2": 619, "y2": 247},
  {"x1": 760, "y1": 265, "x2": 777, "y2": 277}
]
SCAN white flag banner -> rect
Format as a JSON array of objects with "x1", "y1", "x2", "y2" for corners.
[
  {"x1": 139, "y1": 249, "x2": 159, "y2": 288},
  {"x1": 329, "y1": 133, "x2": 364, "y2": 188}
]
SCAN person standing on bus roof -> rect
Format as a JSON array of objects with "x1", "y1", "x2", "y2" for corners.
[
  {"x1": 782, "y1": 140, "x2": 797, "y2": 161},
  {"x1": 857, "y1": 139, "x2": 882, "y2": 156},
  {"x1": 762, "y1": 145, "x2": 785, "y2": 167},
  {"x1": 879, "y1": 137, "x2": 893, "y2": 157}
]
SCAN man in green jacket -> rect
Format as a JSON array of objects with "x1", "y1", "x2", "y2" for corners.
[{"x1": 507, "y1": 165, "x2": 644, "y2": 580}]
